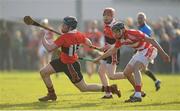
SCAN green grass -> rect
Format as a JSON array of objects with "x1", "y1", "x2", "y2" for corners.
[{"x1": 0, "y1": 71, "x2": 180, "y2": 110}]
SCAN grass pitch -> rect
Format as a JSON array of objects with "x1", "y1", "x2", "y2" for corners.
[{"x1": 0, "y1": 71, "x2": 180, "y2": 110}]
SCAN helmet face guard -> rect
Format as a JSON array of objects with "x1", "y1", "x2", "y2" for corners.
[
  {"x1": 63, "y1": 16, "x2": 78, "y2": 30},
  {"x1": 112, "y1": 27, "x2": 121, "y2": 33},
  {"x1": 112, "y1": 22, "x2": 125, "y2": 33},
  {"x1": 112, "y1": 22, "x2": 125, "y2": 39}
]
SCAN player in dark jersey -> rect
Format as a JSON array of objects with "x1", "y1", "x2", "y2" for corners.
[
  {"x1": 97, "y1": 7, "x2": 122, "y2": 99},
  {"x1": 38, "y1": 16, "x2": 120, "y2": 102}
]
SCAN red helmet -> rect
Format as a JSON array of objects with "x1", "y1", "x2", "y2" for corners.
[{"x1": 103, "y1": 7, "x2": 115, "y2": 16}]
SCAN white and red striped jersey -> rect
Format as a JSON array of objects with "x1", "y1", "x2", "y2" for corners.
[{"x1": 115, "y1": 29, "x2": 153, "y2": 51}]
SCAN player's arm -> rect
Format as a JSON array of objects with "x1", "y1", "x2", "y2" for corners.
[
  {"x1": 84, "y1": 38, "x2": 93, "y2": 47},
  {"x1": 144, "y1": 36, "x2": 170, "y2": 62},
  {"x1": 83, "y1": 38, "x2": 102, "y2": 51},
  {"x1": 94, "y1": 46, "x2": 118, "y2": 63},
  {"x1": 42, "y1": 33, "x2": 58, "y2": 52}
]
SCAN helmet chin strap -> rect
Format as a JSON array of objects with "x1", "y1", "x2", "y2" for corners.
[{"x1": 117, "y1": 33, "x2": 124, "y2": 40}]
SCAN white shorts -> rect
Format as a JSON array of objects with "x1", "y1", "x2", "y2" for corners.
[
  {"x1": 38, "y1": 45, "x2": 48, "y2": 57},
  {"x1": 128, "y1": 47, "x2": 157, "y2": 67}
]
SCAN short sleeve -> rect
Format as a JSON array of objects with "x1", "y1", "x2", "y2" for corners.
[
  {"x1": 78, "y1": 32, "x2": 86, "y2": 44},
  {"x1": 54, "y1": 36, "x2": 64, "y2": 47},
  {"x1": 134, "y1": 30, "x2": 146, "y2": 40},
  {"x1": 115, "y1": 40, "x2": 122, "y2": 48}
]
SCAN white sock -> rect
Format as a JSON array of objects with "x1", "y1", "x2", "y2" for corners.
[
  {"x1": 105, "y1": 92, "x2": 112, "y2": 96},
  {"x1": 155, "y1": 80, "x2": 160, "y2": 84},
  {"x1": 134, "y1": 92, "x2": 141, "y2": 98}
]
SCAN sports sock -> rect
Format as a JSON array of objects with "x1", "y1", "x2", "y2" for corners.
[
  {"x1": 134, "y1": 85, "x2": 141, "y2": 98},
  {"x1": 47, "y1": 86, "x2": 55, "y2": 93},
  {"x1": 145, "y1": 70, "x2": 157, "y2": 81}
]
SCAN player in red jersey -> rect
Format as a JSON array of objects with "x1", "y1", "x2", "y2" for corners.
[
  {"x1": 38, "y1": 16, "x2": 120, "y2": 102},
  {"x1": 97, "y1": 7, "x2": 123, "y2": 99},
  {"x1": 84, "y1": 20, "x2": 103, "y2": 77},
  {"x1": 94, "y1": 22, "x2": 170, "y2": 102}
]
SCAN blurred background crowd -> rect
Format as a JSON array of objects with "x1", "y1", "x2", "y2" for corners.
[{"x1": 0, "y1": 15, "x2": 180, "y2": 73}]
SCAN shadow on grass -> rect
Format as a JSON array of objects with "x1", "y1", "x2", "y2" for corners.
[
  {"x1": 60, "y1": 103, "x2": 100, "y2": 109},
  {"x1": 112, "y1": 101, "x2": 180, "y2": 109},
  {"x1": 59, "y1": 92, "x2": 100, "y2": 96},
  {"x1": 0, "y1": 101, "x2": 100, "y2": 110},
  {"x1": 1, "y1": 99, "x2": 179, "y2": 110},
  {"x1": 0, "y1": 101, "x2": 54, "y2": 110}
]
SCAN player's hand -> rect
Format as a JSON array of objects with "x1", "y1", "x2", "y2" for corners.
[
  {"x1": 98, "y1": 47, "x2": 105, "y2": 52},
  {"x1": 103, "y1": 44, "x2": 112, "y2": 52},
  {"x1": 93, "y1": 58, "x2": 100, "y2": 64},
  {"x1": 162, "y1": 53, "x2": 170, "y2": 63}
]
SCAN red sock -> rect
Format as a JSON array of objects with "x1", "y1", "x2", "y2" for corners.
[
  {"x1": 135, "y1": 85, "x2": 141, "y2": 92},
  {"x1": 47, "y1": 86, "x2": 55, "y2": 93}
]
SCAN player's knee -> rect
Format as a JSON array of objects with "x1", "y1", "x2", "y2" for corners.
[
  {"x1": 123, "y1": 70, "x2": 129, "y2": 76},
  {"x1": 134, "y1": 62, "x2": 145, "y2": 71},
  {"x1": 40, "y1": 68, "x2": 48, "y2": 77},
  {"x1": 39, "y1": 69, "x2": 45, "y2": 77},
  {"x1": 124, "y1": 65, "x2": 133, "y2": 77},
  {"x1": 108, "y1": 75, "x2": 116, "y2": 80},
  {"x1": 133, "y1": 66, "x2": 139, "y2": 72},
  {"x1": 98, "y1": 69, "x2": 104, "y2": 75}
]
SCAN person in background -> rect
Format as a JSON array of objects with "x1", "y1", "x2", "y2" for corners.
[
  {"x1": 38, "y1": 19, "x2": 54, "y2": 69},
  {"x1": 84, "y1": 20, "x2": 103, "y2": 77},
  {"x1": 137, "y1": 12, "x2": 161, "y2": 91},
  {"x1": 0, "y1": 20, "x2": 12, "y2": 71}
]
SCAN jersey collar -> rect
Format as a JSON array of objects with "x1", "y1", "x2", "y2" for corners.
[{"x1": 68, "y1": 29, "x2": 77, "y2": 33}]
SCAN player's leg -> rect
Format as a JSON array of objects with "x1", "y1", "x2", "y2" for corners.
[
  {"x1": 86, "y1": 61, "x2": 94, "y2": 77},
  {"x1": 144, "y1": 68, "x2": 161, "y2": 91},
  {"x1": 99, "y1": 50, "x2": 122, "y2": 98},
  {"x1": 123, "y1": 64, "x2": 136, "y2": 89},
  {"x1": 75, "y1": 79, "x2": 102, "y2": 92},
  {"x1": 132, "y1": 61, "x2": 144, "y2": 100},
  {"x1": 124, "y1": 61, "x2": 144, "y2": 102},
  {"x1": 66, "y1": 61, "x2": 120, "y2": 97},
  {"x1": 92, "y1": 62, "x2": 97, "y2": 74},
  {"x1": 66, "y1": 61, "x2": 102, "y2": 91},
  {"x1": 106, "y1": 49, "x2": 125, "y2": 80},
  {"x1": 124, "y1": 48, "x2": 158, "y2": 102},
  {"x1": 74, "y1": 79, "x2": 120, "y2": 97},
  {"x1": 39, "y1": 59, "x2": 64, "y2": 102},
  {"x1": 98, "y1": 61, "x2": 112, "y2": 98},
  {"x1": 144, "y1": 48, "x2": 160, "y2": 91},
  {"x1": 98, "y1": 60, "x2": 121, "y2": 98},
  {"x1": 39, "y1": 63, "x2": 57, "y2": 102},
  {"x1": 123, "y1": 56, "x2": 146, "y2": 101},
  {"x1": 106, "y1": 64, "x2": 126, "y2": 80}
]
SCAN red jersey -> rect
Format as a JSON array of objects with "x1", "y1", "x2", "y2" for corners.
[
  {"x1": 115, "y1": 29, "x2": 152, "y2": 51},
  {"x1": 54, "y1": 31, "x2": 86, "y2": 64},
  {"x1": 103, "y1": 19, "x2": 116, "y2": 45}
]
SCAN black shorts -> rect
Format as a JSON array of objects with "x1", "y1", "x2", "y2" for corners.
[
  {"x1": 50, "y1": 59, "x2": 83, "y2": 83},
  {"x1": 103, "y1": 49, "x2": 120, "y2": 65}
]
